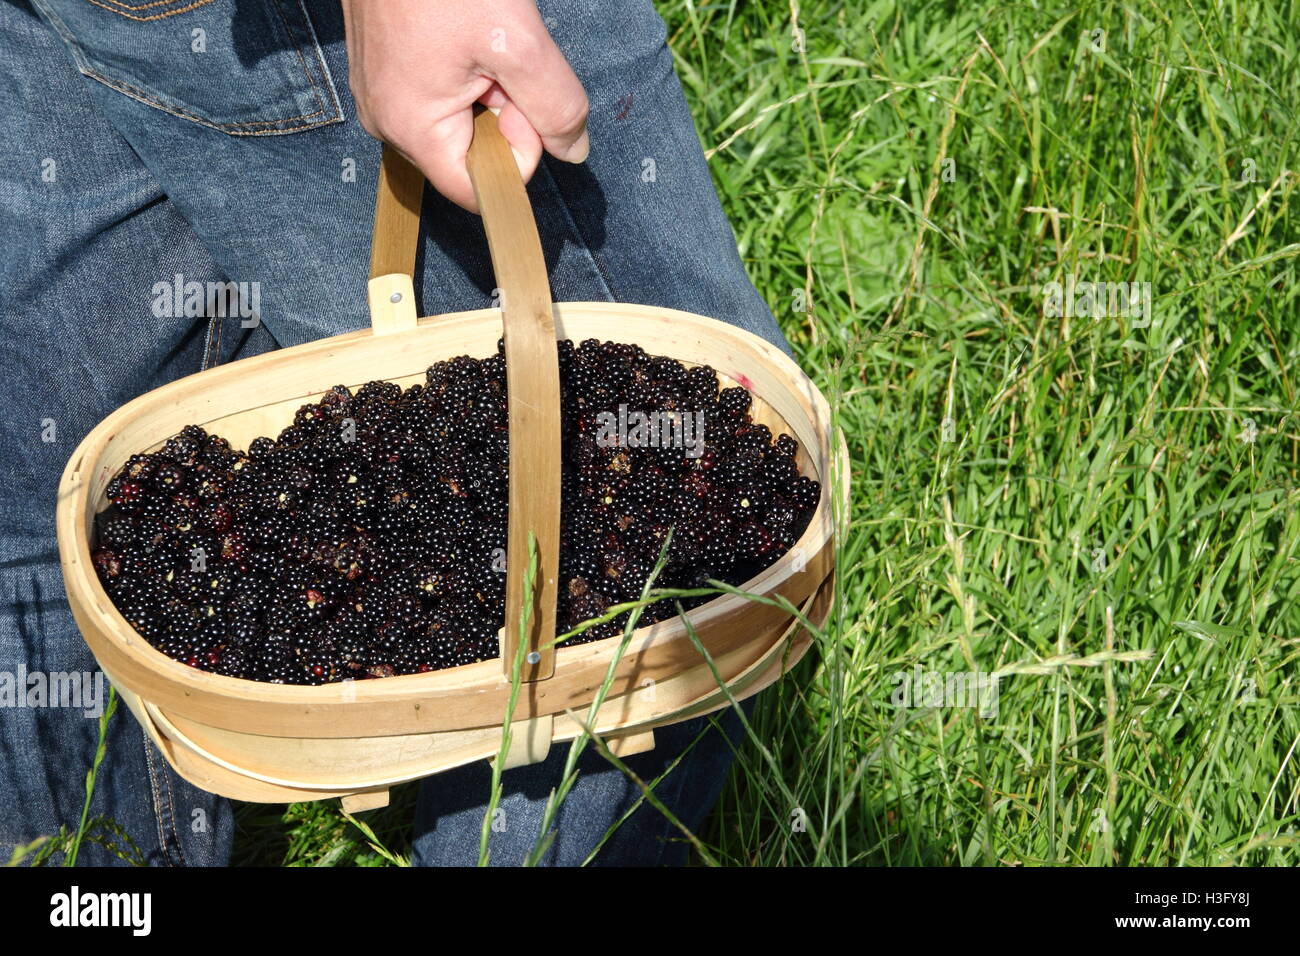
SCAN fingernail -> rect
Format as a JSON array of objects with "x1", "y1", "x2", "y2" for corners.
[{"x1": 563, "y1": 129, "x2": 590, "y2": 164}]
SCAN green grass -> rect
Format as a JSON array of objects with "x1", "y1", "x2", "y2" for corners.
[{"x1": 231, "y1": 0, "x2": 1298, "y2": 865}]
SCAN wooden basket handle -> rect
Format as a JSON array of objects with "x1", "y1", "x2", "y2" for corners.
[{"x1": 368, "y1": 109, "x2": 561, "y2": 683}]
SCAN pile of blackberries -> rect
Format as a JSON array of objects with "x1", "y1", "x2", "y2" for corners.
[{"x1": 91, "y1": 339, "x2": 820, "y2": 685}]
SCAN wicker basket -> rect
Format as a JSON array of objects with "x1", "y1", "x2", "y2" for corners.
[{"x1": 55, "y1": 110, "x2": 842, "y2": 810}]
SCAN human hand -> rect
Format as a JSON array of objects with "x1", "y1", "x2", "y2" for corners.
[{"x1": 341, "y1": 0, "x2": 590, "y2": 213}]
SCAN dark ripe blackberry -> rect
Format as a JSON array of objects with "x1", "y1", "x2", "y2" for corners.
[
  {"x1": 137, "y1": 497, "x2": 180, "y2": 530},
  {"x1": 368, "y1": 456, "x2": 405, "y2": 486},
  {"x1": 390, "y1": 644, "x2": 424, "y2": 676},
  {"x1": 699, "y1": 535, "x2": 737, "y2": 572},
  {"x1": 387, "y1": 592, "x2": 422, "y2": 623},
  {"x1": 212, "y1": 645, "x2": 249, "y2": 678},
  {"x1": 625, "y1": 522, "x2": 669, "y2": 559},
  {"x1": 717, "y1": 386, "x2": 752, "y2": 420},
  {"x1": 274, "y1": 464, "x2": 312, "y2": 492},
  {"x1": 790, "y1": 475, "x2": 820, "y2": 511},
  {"x1": 369, "y1": 510, "x2": 410, "y2": 540},
  {"x1": 765, "y1": 501, "x2": 799, "y2": 530},
  {"x1": 126, "y1": 611, "x2": 172, "y2": 645},
  {"x1": 732, "y1": 426, "x2": 770, "y2": 458},
  {"x1": 762, "y1": 454, "x2": 798, "y2": 487},
  {"x1": 774, "y1": 434, "x2": 798, "y2": 458},
  {"x1": 327, "y1": 543, "x2": 365, "y2": 581},
  {"x1": 199, "y1": 500, "x2": 234, "y2": 535},
  {"x1": 159, "y1": 590, "x2": 202, "y2": 629},
  {"x1": 273, "y1": 486, "x2": 301, "y2": 511},
  {"x1": 326, "y1": 459, "x2": 362, "y2": 489},
  {"x1": 202, "y1": 568, "x2": 235, "y2": 600},
  {"x1": 648, "y1": 355, "x2": 688, "y2": 389},
  {"x1": 365, "y1": 380, "x2": 402, "y2": 405},
  {"x1": 292, "y1": 403, "x2": 320, "y2": 428},
  {"x1": 155, "y1": 630, "x2": 199, "y2": 663},
  {"x1": 96, "y1": 512, "x2": 138, "y2": 550},
  {"x1": 771, "y1": 524, "x2": 797, "y2": 553},
  {"x1": 343, "y1": 476, "x2": 380, "y2": 513},
  {"x1": 170, "y1": 490, "x2": 202, "y2": 515},
  {"x1": 684, "y1": 364, "x2": 719, "y2": 404},
  {"x1": 736, "y1": 521, "x2": 776, "y2": 561},
  {"x1": 161, "y1": 428, "x2": 205, "y2": 466},
  {"x1": 244, "y1": 548, "x2": 283, "y2": 581},
  {"x1": 692, "y1": 447, "x2": 720, "y2": 473},
  {"x1": 331, "y1": 616, "x2": 368, "y2": 664},
  {"x1": 601, "y1": 549, "x2": 630, "y2": 585},
  {"x1": 249, "y1": 436, "x2": 276, "y2": 459},
  {"x1": 247, "y1": 483, "x2": 280, "y2": 513},
  {"x1": 615, "y1": 557, "x2": 653, "y2": 600},
  {"x1": 222, "y1": 615, "x2": 263, "y2": 647},
  {"x1": 255, "y1": 634, "x2": 298, "y2": 684},
  {"x1": 263, "y1": 601, "x2": 298, "y2": 636},
  {"x1": 564, "y1": 580, "x2": 613, "y2": 632},
  {"x1": 381, "y1": 485, "x2": 413, "y2": 515},
  {"x1": 717, "y1": 452, "x2": 759, "y2": 489},
  {"x1": 121, "y1": 544, "x2": 171, "y2": 579},
  {"x1": 346, "y1": 592, "x2": 380, "y2": 628}
]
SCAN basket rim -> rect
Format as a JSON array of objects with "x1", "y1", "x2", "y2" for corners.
[{"x1": 56, "y1": 301, "x2": 844, "y2": 714}]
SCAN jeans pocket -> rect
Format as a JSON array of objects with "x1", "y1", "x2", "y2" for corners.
[{"x1": 31, "y1": 0, "x2": 343, "y2": 134}]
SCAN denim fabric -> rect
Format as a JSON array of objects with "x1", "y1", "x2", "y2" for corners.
[
  {"x1": 413, "y1": 704, "x2": 752, "y2": 867},
  {"x1": 1, "y1": 0, "x2": 246, "y2": 866},
  {"x1": 2, "y1": 0, "x2": 786, "y2": 866}
]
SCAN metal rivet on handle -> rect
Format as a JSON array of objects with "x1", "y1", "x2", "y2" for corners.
[
  {"x1": 526, "y1": 652, "x2": 541, "y2": 665},
  {"x1": 390, "y1": 292, "x2": 403, "y2": 303}
]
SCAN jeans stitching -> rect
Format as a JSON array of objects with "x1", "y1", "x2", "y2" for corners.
[
  {"x1": 141, "y1": 733, "x2": 170, "y2": 863},
  {"x1": 81, "y1": 66, "x2": 337, "y2": 133},
  {"x1": 45, "y1": 0, "x2": 342, "y2": 134},
  {"x1": 201, "y1": 315, "x2": 223, "y2": 371},
  {"x1": 141, "y1": 731, "x2": 187, "y2": 866},
  {"x1": 293, "y1": 0, "x2": 344, "y2": 121},
  {"x1": 82, "y1": 0, "x2": 215, "y2": 21},
  {"x1": 268, "y1": 0, "x2": 328, "y2": 121}
]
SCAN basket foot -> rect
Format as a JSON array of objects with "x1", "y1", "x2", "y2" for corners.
[
  {"x1": 607, "y1": 729, "x2": 656, "y2": 758},
  {"x1": 340, "y1": 789, "x2": 391, "y2": 813},
  {"x1": 493, "y1": 714, "x2": 555, "y2": 770}
]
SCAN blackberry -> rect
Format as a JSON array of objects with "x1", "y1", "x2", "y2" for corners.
[
  {"x1": 107, "y1": 478, "x2": 146, "y2": 511},
  {"x1": 91, "y1": 548, "x2": 122, "y2": 579},
  {"x1": 258, "y1": 652, "x2": 298, "y2": 684},
  {"x1": 718, "y1": 387, "x2": 752, "y2": 419},
  {"x1": 212, "y1": 645, "x2": 249, "y2": 678},
  {"x1": 200, "y1": 501, "x2": 234, "y2": 534}
]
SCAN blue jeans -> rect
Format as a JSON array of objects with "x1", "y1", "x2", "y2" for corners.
[{"x1": 0, "y1": 0, "x2": 781, "y2": 866}]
